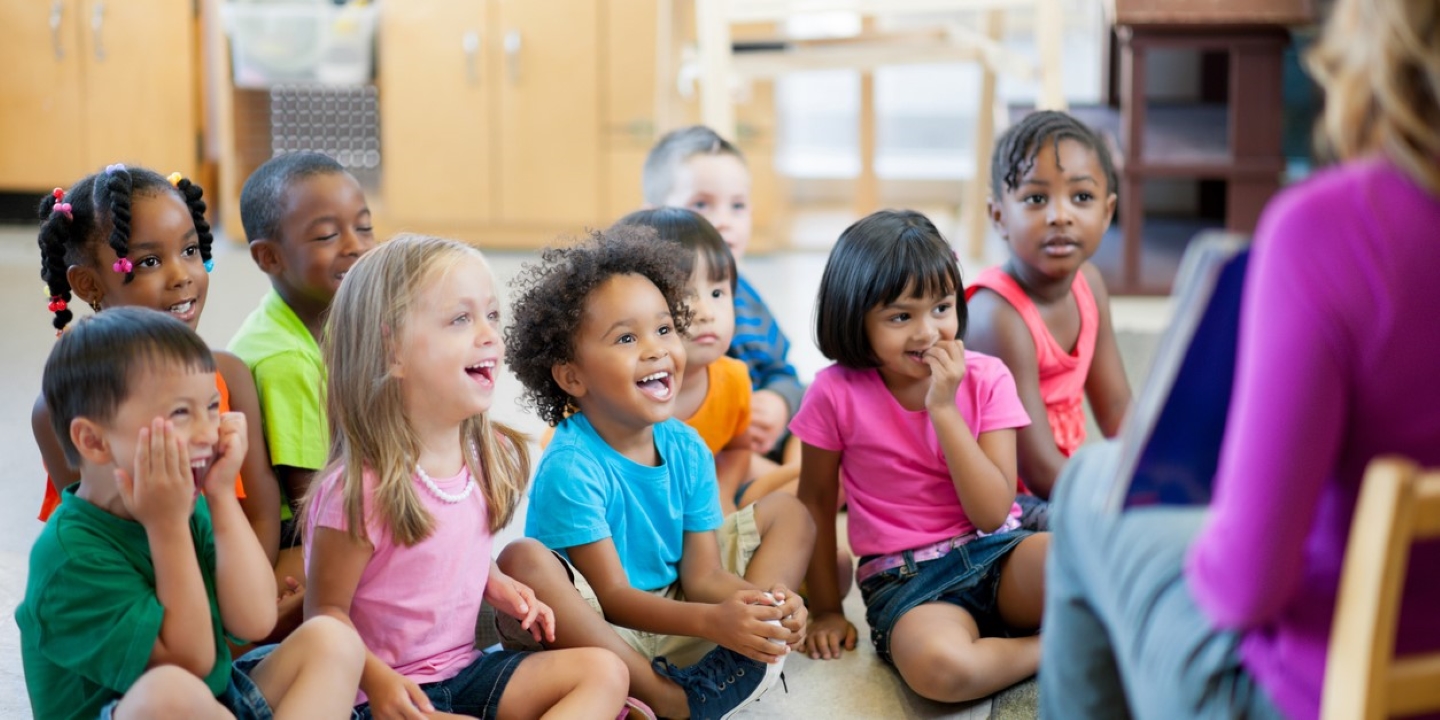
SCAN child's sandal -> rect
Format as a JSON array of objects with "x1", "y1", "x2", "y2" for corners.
[{"x1": 617, "y1": 696, "x2": 656, "y2": 720}]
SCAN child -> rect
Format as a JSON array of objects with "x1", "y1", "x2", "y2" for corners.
[
  {"x1": 643, "y1": 126, "x2": 803, "y2": 466},
  {"x1": 17, "y1": 306, "x2": 364, "y2": 720},
  {"x1": 497, "y1": 228, "x2": 815, "y2": 720},
  {"x1": 795, "y1": 210, "x2": 1048, "y2": 704},
  {"x1": 965, "y1": 110, "x2": 1131, "y2": 524},
  {"x1": 230, "y1": 151, "x2": 376, "y2": 563},
  {"x1": 31, "y1": 165, "x2": 285, "y2": 570},
  {"x1": 301, "y1": 234, "x2": 633, "y2": 719}
]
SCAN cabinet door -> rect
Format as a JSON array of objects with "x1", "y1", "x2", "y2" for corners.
[
  {"x1": 0, "y1": 0, "x2": 86, "y2": 190},
  {"x1": 381, "y1": 0, "x2": 490, "y2": 226},
  {"x1": 79, "y1": 0, "x2": 196, "y2": 177},
  {"x1": 495, "y1": 0, "x2": 599, "y2": 227}
]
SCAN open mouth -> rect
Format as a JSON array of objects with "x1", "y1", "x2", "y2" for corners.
[
  {"x1": 167, "y1": 300, "x2": 197, "y2": 320},
  {"x1": 190, "y1": 457, "x2": 210, "y2": 490},
  {"x1": 636, "y1": 371, "x2": 675, "y2": 401},
  {"x1": 905, "y1": 350, "x2": 929, "y2": 364},
  {"x1": 465, "y1": 360, "x2": 497, "y2": 387}
]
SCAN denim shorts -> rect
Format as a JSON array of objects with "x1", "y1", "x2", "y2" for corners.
[
  {"x1": 859, "y1": 529, "x2": 1034, "y2": 666},
  {"x1": 97, "y1": 644, "x2": 278, "y2": 720},
  {"x1": 354, "y1": 649, "x2": 531, "y2": 720}
]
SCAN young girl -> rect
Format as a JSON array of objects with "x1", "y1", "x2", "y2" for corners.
[
  {"x1": 795, "y1": 210, "x2": 1048, "y2": 703},
  {"x1": 31, "y1": 164, "x2": 289, "y2": 581},
  {"x1": 966, "y1": 110, "x2": 1132, "y2": 524},
  {"x1": 301, "y1": 234, "x2": 634, "y2": 720}
]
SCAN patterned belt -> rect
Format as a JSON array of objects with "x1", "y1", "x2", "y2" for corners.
[{"x1": 854, "y1": 515, "x2": 1021, "y2": 585}]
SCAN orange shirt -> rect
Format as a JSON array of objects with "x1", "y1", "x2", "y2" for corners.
[
  {"x1": 683, "y1": 356, "x2": 752, "y2": 455},
  {"x1": 38, "y1": 372, "x2": 247, "y2": 521}
]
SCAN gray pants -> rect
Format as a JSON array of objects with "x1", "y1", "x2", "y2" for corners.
[{"x1": 1040, "y1": 441, "x2": 1284, "y2": 720}]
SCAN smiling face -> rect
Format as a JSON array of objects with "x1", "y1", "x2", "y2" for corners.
[
  {"x1": 680, "y1": 253, "x2": 736, "y2": 376},
  {"x1": 391, "y1": 254, "x2": 503, "y2": 429},
  {"x1": 990, "y1": 137, "x2": 1117, "y2": 282},
  {"x1": 100, "y1": 363, "x2": 222, "y2": 495},
  {"x1": 260, "y1": 171, "x2": 375, "y2": 315},
  {"x1": 556, "y1": 273, "x2": 687, "y2": 434},
  {"x1": 83, "y1": 191, "x2": 209, "y2": 330},
  {"x1": 863, "y1": 285, "x2": 961, "y2": 389},
  {"x1": 661, "y1": 154, "x2": 753, "y2": 260}
]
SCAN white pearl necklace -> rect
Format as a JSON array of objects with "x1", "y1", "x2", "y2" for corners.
[{"x1": 415, "y1": 462, "x2": 476, "y2": 504}]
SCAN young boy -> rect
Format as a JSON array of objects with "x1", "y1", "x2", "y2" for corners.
[
  {"x1": 17, "y1": 307, "x2": 364, "y2": 720},
  {"x1": 230, "y1": 152, "x2": 375, "y2": 548},
  {"x1": 497, "y1": 229, "x2": 816, "y2": 720},
  {"x1": 642, "y1": 126, "x2": 803, "y2": 464}
]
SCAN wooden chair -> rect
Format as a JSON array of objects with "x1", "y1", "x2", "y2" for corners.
[
  {"x1": 1322, "y1": 457, "x2": 1440, "y2": 720},
  {"x1": 671, "y1": 0, "x2": 1068, "y2": 258}
]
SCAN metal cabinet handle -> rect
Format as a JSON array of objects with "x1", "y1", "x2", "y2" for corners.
[
  {"x1": 463, "y1": 31, "x2": 480, "y2": 86},
  {"x1": 503, "y1": 30, "x2": 521, "y2": 84},
  {"x1": 50, "y1": 0, "x2": 65, "y2": 59},
  {"x1": 91, "y1": 0, "x2": 105, "y2": 61}
]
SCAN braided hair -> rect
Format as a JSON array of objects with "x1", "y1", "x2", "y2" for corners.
[
  {"x1": 989, "y1": 110, "x2": 1118, "y2": 201},
  {"x1": 37, "y1": 165, "x2": 214, "y2": 333}
]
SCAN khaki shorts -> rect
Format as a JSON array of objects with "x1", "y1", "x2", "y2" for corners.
[{"x1": 498, "y1": 505, "x2": 762, "y2": 668}]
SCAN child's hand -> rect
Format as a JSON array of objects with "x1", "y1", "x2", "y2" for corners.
[
  {"x1": 803, "y1": 611, "x2": 857, "y2": 660},
  {"x1": 767, "y1": 585, "x2": 808, "y2": 649},
  {"x1": 484, "y1": 570, "x2": 556, "y2": 644},
  {"x1": 201, "y1": 412, "x2": 248, "y2": 500},
  {"x1": 115, "y1": 418, "x2": 197, "y2": 529},
  {"x1": 747, "y1": 390, "x2": 788, "y2": 453},
  {"x1": 706, "y1": 589, "x2": 790, "y2": 664},
  {"x1": 923, "y1": 339, "x2": 967, "y2": 412},
  {"x1": 363, "y1": 665, "x2": 436, "y2": 720}
]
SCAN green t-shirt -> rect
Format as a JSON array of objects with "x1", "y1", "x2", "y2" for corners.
[
  {"x1": 16, "y1": 488, "x2": 231, "y2": 720},
  {"x1": 229, "y1": 289, "x2": 329, "y2": 517}
]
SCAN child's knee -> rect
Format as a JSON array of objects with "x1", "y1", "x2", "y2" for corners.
[
  {"x1": 497, "y1": 538, "x2": 558, "y2": 580},
  {"x1": 901, "y1": 646, "x2": 983, "y2": 701},
  {"x1": 116, "y1": 665, "x2": 219, "y2": 719},
  {"x1": 289, "y1": 614, "x2": 365, "y2": 665},
  {"x1": 755, "y1": 492, "x2": 815, "y2": 539},
  {"x1": 571, "y1": 647, "x2": 629, "y2": 689}
]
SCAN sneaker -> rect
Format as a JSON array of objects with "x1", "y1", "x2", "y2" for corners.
[{"x1": 652, "y1": 644, "x2": 785, "y2": 720}]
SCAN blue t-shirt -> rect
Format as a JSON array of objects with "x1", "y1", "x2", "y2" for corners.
[{"x1": 525, "y1": 414, "x2": 724, "y2": 591}]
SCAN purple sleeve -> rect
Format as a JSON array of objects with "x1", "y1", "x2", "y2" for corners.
[
  {"x1": 1185, "y1": 185, "x2": 1354, "y2": 629},
  {"x1": 788, "y1": 368, "x2": 844, "y2": 452}
]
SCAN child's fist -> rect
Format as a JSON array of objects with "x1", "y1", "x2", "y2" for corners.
[
  {"x1": 201, "y1": 412, "x2": 247, "y2": 497},
  {"x1": 923, "y1": 339, "x2": 966, "y2": 411}
]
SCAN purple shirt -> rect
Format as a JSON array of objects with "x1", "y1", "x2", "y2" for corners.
[
  {"x1": 1186, "y1": 158, "x2": 1440, "y2": 720},
  {"x1": 789, "y1": 352, "x2": 1030, "y2": 557}
]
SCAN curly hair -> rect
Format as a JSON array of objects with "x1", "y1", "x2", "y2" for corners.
[
  {"x1": 506, "y1": 227, "x2": 694, "y2": 426},
  {"x1": 990, "y1": 110, "x2": 1118, "y2": 200}
]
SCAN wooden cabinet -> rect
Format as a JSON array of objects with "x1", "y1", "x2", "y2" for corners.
[{"x1": 0, "y1": 0, "x2": 197, "y2": 191}]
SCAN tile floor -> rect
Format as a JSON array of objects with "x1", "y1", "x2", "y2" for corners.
[{"x1": 0, "y1": 219, "x2": 1169, "y2": 719}]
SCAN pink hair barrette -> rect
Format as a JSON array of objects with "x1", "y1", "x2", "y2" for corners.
[{"x1": 112, "y1": 258, "x2": 133, "y2": 274}]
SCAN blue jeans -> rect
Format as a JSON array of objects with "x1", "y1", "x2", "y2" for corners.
[
  {"x1": 98, "y1": 644, "x2": 278, "y2": 720},
  {"x1": 354, "y1": 650, "x2": 530, "y2": 720},
  {"x1": 1040, "y1": 441, "x2": 1283, "y2": 720},
  {"x1": 859, "y1": 528, "x2": 1034, "y2": 666}
]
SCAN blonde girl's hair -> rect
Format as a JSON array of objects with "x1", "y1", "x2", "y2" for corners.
[
  {"x1": 1306, "y1": 0, "x2": 1440, "y2": 194},
  {"x1": 302, "y1": 233, "x2": 531, "y2": 547}
]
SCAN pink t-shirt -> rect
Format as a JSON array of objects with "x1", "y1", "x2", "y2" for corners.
[
  {"x1": 789, "y1": 351, "x2": 1031, "y2": 557},
  {"x1": 305, "y1": 464, "x2": 490, "y2": 705}
]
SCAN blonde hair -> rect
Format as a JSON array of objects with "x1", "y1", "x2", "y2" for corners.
[
  {"x1": 1307, "y1": 0, "x2": 1440, "y2": 194},
  {"x1": 303, "y1": 233, "x2": 530, "y2": 546}
]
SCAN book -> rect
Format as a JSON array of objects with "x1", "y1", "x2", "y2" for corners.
[{"x1": 1106, "y1": 231, "x2": 1252, "y2": 512}]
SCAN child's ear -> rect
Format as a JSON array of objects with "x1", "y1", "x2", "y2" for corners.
[
  {"x1": 986, "y1": 198, "x2": 1008, "y2": 239},
  {"x1": 551, "y1": 362, "x2": 586, "y2": 399},
  {"x1": 250, "y1": 239, "x2": 284, "y2": 277},
  {"x1": 1103, "y1": 192, "x2": 1118, "y2": 226},
  {"x1": 66, "y1": 264, "x2": 102, "y2": 307},
  {"x1": 70, "y1": 417, "x2": 113, "y2": 466}
]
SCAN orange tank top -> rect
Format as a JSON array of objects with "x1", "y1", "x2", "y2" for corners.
[
  {"x1": 967, "y1": 266, "x2": 1098, "y2": 459},
  {"x1": 38, "y1": 371, "x2": 247, "y2": 520}
]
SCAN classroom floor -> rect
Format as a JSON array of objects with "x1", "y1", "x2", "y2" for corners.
[{"x1": 0, "y1": 216, "x2": 1168, "y2": 719}]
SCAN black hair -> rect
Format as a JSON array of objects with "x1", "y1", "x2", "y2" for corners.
[
  {"x1": 43, "y1": 306, "x2": 216, "y2": 467},
  {"x1": 239, "y1": 151, "x2": 348, "y2": 244},
  {"x1": 613, "y1": 207, "x2": 737, "y2": 292},
  {"x1": 505, "y1": 227, "x2": 694, "y2": 426},
  {"x1": 642, "y1": 125, "x2": 747, "y2": 206},
  {"x1": 990, "y1": 110, "x2": 1118, "y2": 200},
  {"x1": 815, "y1": 209, "x2": 967, "y2": 369},
  {"x1": 38, "y1": 165, "x2": 213, "y2": 333}
]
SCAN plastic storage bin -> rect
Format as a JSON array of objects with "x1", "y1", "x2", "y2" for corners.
[{"x1": 222, "y1": 1, "x2": 378, "y2": 88}]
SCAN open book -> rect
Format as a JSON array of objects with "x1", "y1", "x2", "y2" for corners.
[{"x1": 1106, "y1": 232, "x2": 1252, "y2": 512}]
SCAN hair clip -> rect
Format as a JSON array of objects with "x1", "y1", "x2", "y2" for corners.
[
  {"x1": 43, "y1": 284, "x2": 50, "y2": 298},
  {"x1": 167, "y1": 172, "x2": 184, "y2": 187},
  {"x1": 204, "y1": 259, "x2": 215, "y2": 273},
  {"x1": 112, "y1": 258, "x2": 133, "y2": 274},
  {"x1": 105, "y1": 163, "x2": 126, "y2": 175},
  {"x1": 52, "y1": 188, "x2": 65, "y2": 201},
  {"x1": 47, "y1": 296, "x2": 67, "y2": 313},
  {"x1": 52, "y1": 202, "x2": 72, "y2": 220}
]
